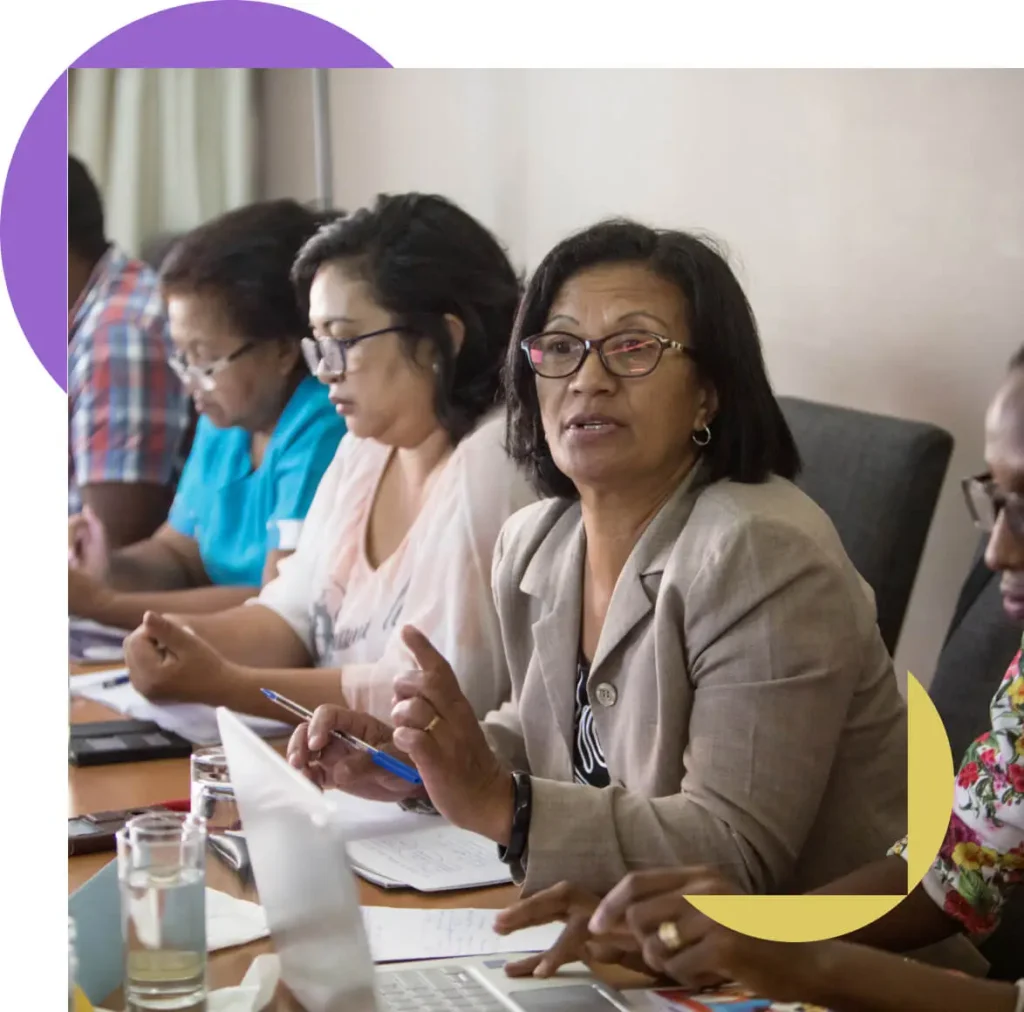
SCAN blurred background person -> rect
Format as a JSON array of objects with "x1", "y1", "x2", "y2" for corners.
[
  {"x1": 122, "y1": 193, "x2": 536, "y2": 726},
  {"x1": 69, "y1": 200, "x2": 346, "y2": 630},
  {"x1": 68, "y1": 154, "x2": 190, "y2": 547}
]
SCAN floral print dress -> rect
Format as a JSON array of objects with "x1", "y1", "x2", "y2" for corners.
[{"x1": 891, "y1": 638, "x2": 1024, "y2": 939}]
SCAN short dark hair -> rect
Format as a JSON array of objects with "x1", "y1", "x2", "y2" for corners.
[
  {"x1": 292, "y1": 193, "x2": 522, "y2": 444},
  {"x1": 1010, "y1": 345, "x2": 1024, "y2": 371},
  {"x1": 161, "y1": 199, "x2": 340, "y2": 345},
  {"x1": 68, "y1": 155, "x2": 108, "y2": 263},
  {"x1": 505, "y1": 219, "x2": 801, "y2": 498}
]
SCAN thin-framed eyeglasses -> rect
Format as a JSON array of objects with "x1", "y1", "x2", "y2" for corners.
[
  {"x1": 169, "y1": 341, "x2": 256, "y2": 392},
  {"x1": 301, "y1": 326, "x2": 412, "y2": 378},
  {"x1": 962, "y1": 472, "x2": 1024, "y2": 539},
  {"x1": 519, "y1": 329, "x2": 695, "y2": 379}
]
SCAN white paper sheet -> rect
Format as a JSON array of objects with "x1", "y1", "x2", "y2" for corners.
[
  {"x1": 69, "y1": 670, "x2": 292, "y2": 746},
  {"x1": 325, "y1": 791, "x2": 513, "y2": 892},
  {"x1": 360, "y1": 907, "x2": 561, "y2": 963}
]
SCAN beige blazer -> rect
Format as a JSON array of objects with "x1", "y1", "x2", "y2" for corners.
[{"x1": 481, "y1": 463, "x2": 908, "y2": 897}]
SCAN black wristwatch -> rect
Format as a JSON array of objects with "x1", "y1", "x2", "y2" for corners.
[{"x1": 497, "y1": 770, "x2": 532, "y2": 866}]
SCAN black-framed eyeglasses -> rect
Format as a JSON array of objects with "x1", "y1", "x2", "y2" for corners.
[
  {"x1": 301, "y1": 326, "x2": 412, "y2": 377},
  {"x1": 519, "y1": 330, "x2": 694, "y2": 380},
  {"x1": 962, "y1": 472, "x2": 1024, "y2": 539},
  {"x1": 169, "y1": 341, "x2": 256, "y2": 392}
]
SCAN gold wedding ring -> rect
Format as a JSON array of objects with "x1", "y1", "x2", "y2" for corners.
[
  {"x1": 657, "y1": 920, "x2": 682, "y2": 951},
  {"x1": 425, "y1": 715, "x2": 441, "y2": 733}
]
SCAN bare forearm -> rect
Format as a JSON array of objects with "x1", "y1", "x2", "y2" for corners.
[
  {"x1": 107, "y1": 541, "x2": 194, "y2": 591},
  {"x1": 815, "y1": 858, "x2": 960, "y2": 951},
  {"x1": 192, "y1": 663, "x2": 349, "y2": 720},
  {"x1": 175, "y1": 605, "x2": 312, "y2": 669},
  {"x1": 91, "y1": 585, "x2": 260, "y2": 631},
  {"x1": 804, "y1": 940, "x2": 1017, "y2": 1012}
]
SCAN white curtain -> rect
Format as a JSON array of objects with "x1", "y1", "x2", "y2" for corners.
[{"x1": 68, "y1": 69, "x2": 257, "y2": 258}]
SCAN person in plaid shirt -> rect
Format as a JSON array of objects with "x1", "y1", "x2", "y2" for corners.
[{"x1": 67, "y1": 155, "x2": 190, "y2": 547}]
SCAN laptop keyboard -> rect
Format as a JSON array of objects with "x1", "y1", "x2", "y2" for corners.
[{"x1": 377, "y1": 965, "x2": 509, "y2": 1011}]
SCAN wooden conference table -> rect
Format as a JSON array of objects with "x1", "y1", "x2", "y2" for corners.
[{"x1": 68, "y1": 668, "x2": 649, "y2": 1009}]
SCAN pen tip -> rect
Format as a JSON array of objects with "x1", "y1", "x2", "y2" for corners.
[{"x1": 260, "y1": 688, "x2": 274, "y2": 699}]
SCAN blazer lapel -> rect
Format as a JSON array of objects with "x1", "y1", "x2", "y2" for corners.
[
  {"x1": 591, "y1": 461, "x2": 709, "y2": 674},
  {"x1": 521, "y1": 508, "x2": 586, "y2": 775}
]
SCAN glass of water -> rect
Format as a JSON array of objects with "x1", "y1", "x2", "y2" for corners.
[
  {"x1": 190, "y1": 745, "x2": 240, "y2": 833},
  {"x1": 117, "y1": 812, "x2": 207, "y2": 1010}
]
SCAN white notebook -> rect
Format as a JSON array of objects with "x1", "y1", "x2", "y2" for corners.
[{"x1": 328, "y1": 791, "x2": 513, "y2": 893}]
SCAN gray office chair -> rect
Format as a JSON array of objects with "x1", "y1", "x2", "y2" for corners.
[
  {"x1": 929, "y1": 539, "x2": 1022, "y2": 981},
  {"x1": 778, "y1": 396, "x2": 953, "y2": 655}
]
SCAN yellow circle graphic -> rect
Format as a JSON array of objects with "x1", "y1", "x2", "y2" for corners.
[{"x1": 687, "y1": 673, "x2": 955, "y2": 941}]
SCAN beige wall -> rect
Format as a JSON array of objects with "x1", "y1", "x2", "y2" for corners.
[{"x1": 261, "y1": 69, "x2": 1024, "y2": 688}]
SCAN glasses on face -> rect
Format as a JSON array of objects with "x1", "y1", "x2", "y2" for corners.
[
  {"x1": 169, "y1": 341, "x2": 256, "y2": 392},
  {"x1": 301, "y1": 326, "x2": 411, "y2": 378},
  {"x1": 962, "y1": 472, "x2": 1024, "y2": 539},
  {"x1": 520, "y1": 329, "x2": 694, "y2": 380}
]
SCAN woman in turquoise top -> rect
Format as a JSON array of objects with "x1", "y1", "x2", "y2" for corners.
[{"x1": 68, "y1": 200, "x2": 346, "y2": 630}]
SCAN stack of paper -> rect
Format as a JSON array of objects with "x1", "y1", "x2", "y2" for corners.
[
  {"x1": 69, "y1": 617, "x2": 129, "y2": 664},
  {"x1": 69, "y1": 669, "x2": 293, "y2": 745},
  {"x1": 329, "y1": 791, "x2": 514, "y2": 893}
]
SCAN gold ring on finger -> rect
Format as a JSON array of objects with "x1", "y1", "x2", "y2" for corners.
[
  {"x1": 657, "y1": 920, "x2": 682, "y2": 952},
  {"x1": 425, "y1": 715, "x2": 441, "y2": 733}
]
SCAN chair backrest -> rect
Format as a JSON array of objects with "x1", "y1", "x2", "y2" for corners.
[
  {"x1": 931, "y1": 537, "x2": 1020, "y2": 761},
  {"x1": 930, "y1": 539, "x2": 1023, "y2": 981},
  {"x1": 778, "y1": 396, "x2": 953, "y2": 655}
]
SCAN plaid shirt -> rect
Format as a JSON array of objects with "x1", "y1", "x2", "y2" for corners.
[{"x1": 68, "y1": 245, "x2": 190, "y2": 514}]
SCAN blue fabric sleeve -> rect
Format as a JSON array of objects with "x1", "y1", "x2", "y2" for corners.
[{"x1": 265, "y1": 407, "x2": 345, "y2": 550}]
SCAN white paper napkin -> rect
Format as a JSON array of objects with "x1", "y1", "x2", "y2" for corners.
[
  {"x1": 205, "y1": 954, "x2": 280, "y2": 1011},
  {"x1": 207, "y1": 888, "x2": 270, "y2": 952}
]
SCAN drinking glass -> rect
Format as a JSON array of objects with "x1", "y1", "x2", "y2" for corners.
[
  {"x1": 117, "y1": 812, "x2": 207, "y2": 1010},
  {"x1": 190, "y1": 746, "x2": 240, "y2": 833},
  {"x1": 68, "y1": 916, "x2": 77, "y2": 1012}
]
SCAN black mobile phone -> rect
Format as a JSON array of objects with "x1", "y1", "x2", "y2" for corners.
[
  {"x1": 68, "y1": 719, "x2": 193, "y2": 766},
  {"x1": 68, "y1": 805, "x2": 170, "y2": 856}
]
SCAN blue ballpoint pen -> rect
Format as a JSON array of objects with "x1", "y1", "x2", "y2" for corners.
[{"x1": 259, "y1": 688, "x2": 423, "y2": 786}]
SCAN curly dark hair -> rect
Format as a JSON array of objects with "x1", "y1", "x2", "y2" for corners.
[
  {"x1": 504, "y1": 219, "x2": 802, "y2": 498},
  {"x1": 291, "y1": 192, "x2": 522, "y2": 445},
  {"x1": 160, "y1": 199, "x2": 341, "y2": 346}
]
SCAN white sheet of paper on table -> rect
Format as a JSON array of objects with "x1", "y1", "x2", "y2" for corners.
[
  {"x1": 359, "y1": 907, "x2": 561, "y2": 963},
  {"x1": 69, "y1": 669, "x2": 292, "y2": 746}
]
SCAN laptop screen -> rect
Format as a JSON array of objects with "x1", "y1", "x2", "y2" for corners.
[{"x1": 216, "y1": 707, "x2": 379, "y2": 1012}]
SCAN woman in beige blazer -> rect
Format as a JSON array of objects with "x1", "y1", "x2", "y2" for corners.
[{"x1": 287, "y1": 219, "x2": 908, "y2": 910}]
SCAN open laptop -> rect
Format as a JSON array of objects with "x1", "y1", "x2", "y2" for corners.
[{"x1": 215, "y1": 707, "x2": 635, "y2": 1012}]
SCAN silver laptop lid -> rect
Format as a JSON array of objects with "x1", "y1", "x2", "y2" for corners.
[{"x1": 215, "y1": 707, "x2": 378, "y2": 1012}]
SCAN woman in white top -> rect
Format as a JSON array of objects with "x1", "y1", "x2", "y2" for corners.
[{"x1": 123, "y1": 193, "x2": 537, "y2": 722}]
